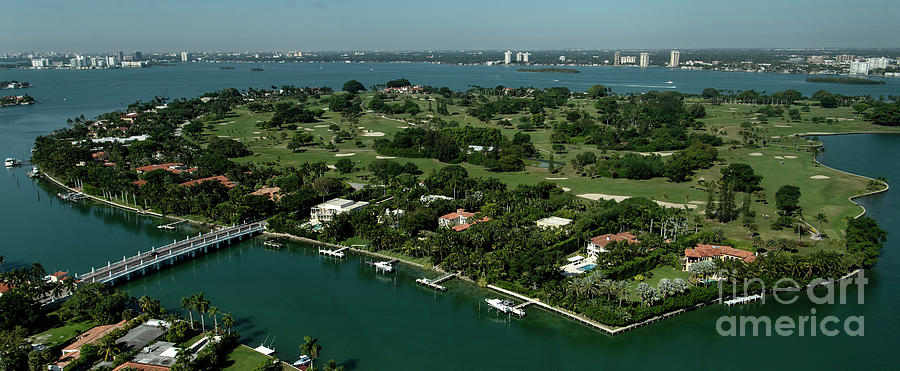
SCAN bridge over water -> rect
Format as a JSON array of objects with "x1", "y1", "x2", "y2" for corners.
[{"x1": 76, "y1": 221, "x2": 265, "y2": 285}]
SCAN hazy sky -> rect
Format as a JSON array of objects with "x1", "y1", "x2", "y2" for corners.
[{"x1": 2, "y1": 0, "x2": 898, "y2": 52}]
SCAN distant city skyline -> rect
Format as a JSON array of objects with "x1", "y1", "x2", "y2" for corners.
[{"x1": 1, "y1": 0, "x2": 898, "y2": 52}]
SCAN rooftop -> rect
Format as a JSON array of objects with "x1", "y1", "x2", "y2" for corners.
[
  {"x1": 536, "y1": 216, "x2": 573, "y2": 227},
  {"x1": 179, "y1": 175, "x2": 235, "y2": 189},
  {"x1": 685, "y1": 244, "x2": 756, "y2": 263},
  {"x1": 589, "y1": 233, "x2": 639, "y2": 248}
]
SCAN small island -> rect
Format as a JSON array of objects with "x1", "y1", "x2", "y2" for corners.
[
  {"x1": 250, "y1": 67, "x2": 264, "y2": 71},
  {"x1": 1, "y1": 80, "x2": 31, "y2": 89},
  {"x1": 1, "y1": 94, "x2": 35, "y2": 107},
  {"x1": 517, "y1": 67, "x2": 580, "y2": 73},
  {"x1": 806, "y1": 76, "x2": 885, "y2": 85},
  {"x1": 219, "y1": 66, "x2": 235, "y2": 70}
]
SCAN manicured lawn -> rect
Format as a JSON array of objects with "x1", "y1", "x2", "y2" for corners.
[
  {"x1": 223, "y1": 344, "x2": 295, "y2": 371},
  {"x1": 626, "y1": 265, "x2": 692, "y2": 300},
  {"x1": 29, "y1": 316, "x2": 96, "y2": 348}
]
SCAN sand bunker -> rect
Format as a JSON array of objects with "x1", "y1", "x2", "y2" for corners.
[
  {"x1": 313, "y1": 124, "x2": 329, "y2": 128},
  {"x1": 303, "y1": 128, "x2": 314, "y2": 131},
  {"x1": 545, "y1": 177, "x2": 569, "y2": 180},
  {"x1": 774, "y1": 156, "x2": 785, "y2": 159},
  {"x1": 375, "y1": 156, "x2": 396, "y2": 159},
  {"x1": 689, "y1": 201, "x2": 706, "y2": 204},
  {"x1": 810, "y1": 175, "x2": 830, "y2": 179},
  {"x1": 253, "y1": 131, "x2": 261, "y2": 134},
  {"x1": 577, "y1": 193, "x2": 697, "y2": 209},
  {"x1": 362, "y1": 131, "x2": 385, "y2": 137},
  {"x1": 334, "y1": 153, "x2": 356, "y2": 157},
  {"x1": 398, "y1": 126, "x2": 409, "y2": 129},
  {"x1": 561, "y1": 187, "x2": 571, "y2": 192},
  {"x1": 326, "y1": 165, "x2": 337, "y2": 170},
  {"x1": 773, "y1": 125, "x2": 791, "y2": 128},
  {"x1": 749, "y1": 152, "x2": 764, "y2": 156},
  {"x1": 771, "y1": 136, "x2": 781, "y2": 139},
  {"x1": 784, "y1": 155, "x2": 798, "y2": 159}
]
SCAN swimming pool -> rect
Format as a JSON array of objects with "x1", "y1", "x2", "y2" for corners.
[{"x1": 579, "y1": 264, "x2": 597, "y2": 272}]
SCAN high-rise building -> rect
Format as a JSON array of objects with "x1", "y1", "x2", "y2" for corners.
[
  {"x1": 849, "y1": 60, "x2": 869, "y2": 75},
  {"x1": 669, "y1": 50, "x2": 680, "y2": 67},
  {"x1": 867, "y1": 57, "x2": 889, "y2": 70},
  {"x1": 31, "y1": 58, "x2": 50, "y2": 68},
  {"x1": 107, "y1": 56, "x2": 117, "y2": 66},
  {"x1": 117, "y1": 51, "x2": 124, "y2": 61},
  {"x1": 620, "y1": 55, "x2": 636, "y2": 64},
  {"x1": 504, "y1": 51, "x2": 512, "y2": 65},
  {"x1": 613, "y1": 51, "x2": 621, "y2": 66},
  {"x1": 559, "y1": 55, "x2": 566, "y2": 62},
  {"x1": 835, "y1": 54, "x2": 854, "y2": 63},
  {"x1": 133, "y1": 51, "x2": 143, "y2": 61},
  {"x1": 639, "y1": 52, "x2": 650, "y2": 68},
  {"x1": 181, "y1": 52, "x2": 189, "y2": 62},
  {"x1": 515, "y1": 52, "x2": 523, "y2": 62},
  {"x1": 522, "y1": 52, "x2": 530, "y2": 63}
]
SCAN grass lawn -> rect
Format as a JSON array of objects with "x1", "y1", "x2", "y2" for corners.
[
  {"x1": 626, "y1": 265, "x2": 691, "y2": 301},
  {"x1": 29, "y1": 316, "x2": 96, "y2": 348},
  {"x1": 223, "y1": 344, "x2": 296, "y2": 371}
]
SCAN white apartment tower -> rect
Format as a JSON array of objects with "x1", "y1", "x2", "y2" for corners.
[
  {"x1": 849, "y1": 60, "x2": 869, "y2": 75},
  {"x1": 614, "y1": 51, "x2": 621, "y2": 65},
  {"x1": 504, "y1": 50, "x2": 512, "y2": 65},
  {"x1": 181, "y1": 52, "x2": 189, "y2": 62},
  {"x1": 516, "y1": 52, "x2": 523, "y2": 62},
  {"x1": 522, "y1": 52, "x2": 530, "y2": 63},
  {"x1": 639, "y1": 52, "x2": 650, "y2": 67},
  {"x1": 669, "y1": 50, "x2": 680, "y2": 67}
]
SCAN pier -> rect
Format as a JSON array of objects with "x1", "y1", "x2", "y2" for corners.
[
  {"x1": 416, "y1": 272, "x2": 457, "y2": 291},
  {"x1": 723, "y1": 294, "x2": 763, "y2": 306},
  {"x1": 318, "y1": 246, "x2": 350, "y2": 258},
  {"x1": 367, "y1": 259, "x2": 399, "y2": 273},
  {"x1": 76, "y1": 222, "x2": 265, "y2": 285},
  {"x1": 157, "y1": 220, "x2": 187, "y2": 230}
]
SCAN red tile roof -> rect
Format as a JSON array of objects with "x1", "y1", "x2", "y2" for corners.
[
  {"x1": 0, "y1": 282, "x2": 9, "y2": 294},
  {"x1": 133, "y1": 180, "x2": 148, "y2": 187},
  {"x1": 249, "y1": 186, "x2": 282, "y2": 201},
  {"x1": 684, "y1": 244, "x2": 756, "y2": 263},
  {"x1": 450, "y1": 217, "x2": 490, "y2": 231},
  {"x1": 179, "y1": 175, "x2": 235, "y2": 189},
  {"x1": 51, "y1": 271, "x2": 68, "y2": 278},
  {"x1": 135, "y1": 163, "x2": 197, "y2": 174},
  {"x1": 440, "y1": 209, "x2": 476, "y2": 220},
  {"x1": 589, "y1": 233, "x2": 639, "y2": 248}
]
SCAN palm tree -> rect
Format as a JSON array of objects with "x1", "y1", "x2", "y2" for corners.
[
  {"x1": 300, "y1": 336, "x2": 322, "y2": 369},
  {"x1": 193, "y1": 292, "x2": 210, "y2": 332},
  {"x1": 813, "y1": 213, "x2": 829, "y2": 235},
  {"x1": 222, "y1": 312, "x2": 235, "y2": 335},
  {"x1": 0, "y1": 254, "x2": 4, "y2": 273},
  {"x1": 208, "y1": 306, "x2": 220, "y2": 333},
  {"x1": 139, "y1": 295, "x2": 154, "y2": 314},
  {"x1": 97, "y1": 335, "x2": 119, "y2": 362},
  {"x1": 181, "y1": 296, "x2": 195, "y2": 329}
]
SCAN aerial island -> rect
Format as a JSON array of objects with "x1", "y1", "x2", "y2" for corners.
[{"x1": 5, "y1": 78, "x2": 897, "y2": 370}]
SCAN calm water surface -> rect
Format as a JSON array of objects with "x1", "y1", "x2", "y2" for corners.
[{"x1": 0, "y1": 65, "x2": 897, "y2": 369}]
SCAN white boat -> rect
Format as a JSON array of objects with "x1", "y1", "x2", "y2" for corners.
[
  {"x1": 293, "y1": 355, "x2": 312, "y2": 367},
  {"x1": 4, "y1": 158, "x2": 22, "y2": 167},
  {"x1": 485, "y1": 298, "x2": 526, "y2": 317},
  {"x1": 27, "y1": 166, "x2": 39, "y2": 178},
  {"x1": 665, "y1": 81, "x2": 674, "y2": 84}
]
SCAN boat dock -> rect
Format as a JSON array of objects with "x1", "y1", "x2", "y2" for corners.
[
  {"x1": 318, "y1": 246, "x2": 350, "y2": 258},
  {"x1": 157, "y1": 220, "x2": 187, "y2": 230},
  {"x1": 367, "y1": 259, "x2": 399, "y2": 273},
  {"x1": 723, "y1": 294, "x2": 763, "y2": 306},
  {"x1": 75, "y1": 222, "x2": 265, "y2": 286},
  {"x1": 416, "y1": 272, "x2": 457, "y2": 291}
]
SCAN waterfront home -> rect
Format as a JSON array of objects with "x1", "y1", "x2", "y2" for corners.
[
  {"x1": 381, "y1": 85, "x2": 425, "y2": 94},
  {"x1": 178, "y1": 175, "x2": 235, "y2": 189},
  {"x1": 135, "y1": 163, "x2": 197, "y2": 175},
  {"x1": 249, "y1": 186, "x2": 282, "y2": 201},
  {"x1": 50, "y1": 320, "x2": 127, "y2": 371},
  {"x1": 112, "y1": 362, "x2": 170, "y2": 371},
  {"x1": 91, "y1": 151, "x2": 109, "y2": 161},
  {"x1": 682, "y1": 244, "x2": 757, "y2": 271},
  {"x1": 535, "y1": 216, "x2": 573, "y2": 230},
  {"x1": 439, "y1": 209, "x2": 490, "y2": 232},
  {"x1": 45, "y1": 271, "x2": 68, "y2": 283},
  {"x1": 0, "y1": 282, "x2": 8, "y2": 297},
  {"x1": 587, "y1": 232, "x2": 639, "y2": 256},
  {"x1": 120, "y1": 112, "x2": 140, "y2": 124},
  {"x1": 310, "y1": 198, "x2": 370, "y2": 225}
]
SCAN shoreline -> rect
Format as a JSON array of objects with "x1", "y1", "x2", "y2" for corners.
[{"x1": 807, "y1": 134, "x2": 892, "y2": 218}]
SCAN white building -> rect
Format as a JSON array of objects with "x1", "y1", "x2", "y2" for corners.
[
  {"x1": 31, "y1": 58, "x2": 50, "y2": 68},
  {"x1": 850, "y1": 60, "x2": 869, "y2": 75},
  {"x1": 669, "y1": 50, "x2": 680, "y2": 67},
  {"x1": 181, "y1": 52, "x2": 189, "y2": 62},
  {"x1": 504, "y1": 50, "x2": 512, "y2": 65},
  {"x1": 867, "y1": 57, "x2": 889, "y2": 70},
  {"x1": 310, "y1": 198, "x2": 369, "y2": 224},
  {"x1": 559, "y1": 55, "x2": 566, "y2": 62},
  {"x1": 106, "y1": 56, "x2": 118, "y2": 67},
  {"x1": 620, "y1": 55, "x2": 636, "y2": 64},
  {"x1": 121, "y1": 61, "x2": 148, "y2": 68},
  {"x1": 516, "y1": 52, "x2": 524, "y2": 62},
  {"x1": 613, "y1": 51, "x2": 621, "y2": 65},
  {"x1": 535, "y1": 216, "x2": 572, "y2": 230},
  {"x1": 639, "y1": 52, "x2": 650, "y2": 68},
  {"x1": 522, "y1": 52, "x2": 530, "y2": 63}
]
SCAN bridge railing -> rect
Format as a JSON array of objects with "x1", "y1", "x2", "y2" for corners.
[{"x1": 77, "y1": 222, "x2": 265, "y2": 283}]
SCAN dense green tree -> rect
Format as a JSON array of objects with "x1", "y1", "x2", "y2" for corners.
[
  {"x1": 341, "y1": 80, "x2": 366, "y2": 94},
  {"x1": 775, "y1": 185, "x2": 801, "y2": 216}
]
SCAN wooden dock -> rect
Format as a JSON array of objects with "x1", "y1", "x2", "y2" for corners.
[
  {"x1": 416, "y1": 272, "x2": 457, "y2": 291},
  {"x1": 318, "y1": 246, "x2": 349, "y2": 258}
]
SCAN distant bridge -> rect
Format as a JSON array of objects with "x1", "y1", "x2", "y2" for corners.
[{"x1": 76, "y1": 222, "x2": 265, "y2": 285}]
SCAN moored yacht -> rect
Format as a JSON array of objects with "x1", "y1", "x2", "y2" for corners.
[
  {"x1": 485, "y1": 298, "x2": 526, "y2": 317},
  {"x1": 4, "y1": 157, "x2": 22, "y2": 167}
]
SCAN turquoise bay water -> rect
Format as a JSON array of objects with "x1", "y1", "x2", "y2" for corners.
[{"x1": 1, "y1": 65, "x2": 899, "y2": 369}]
